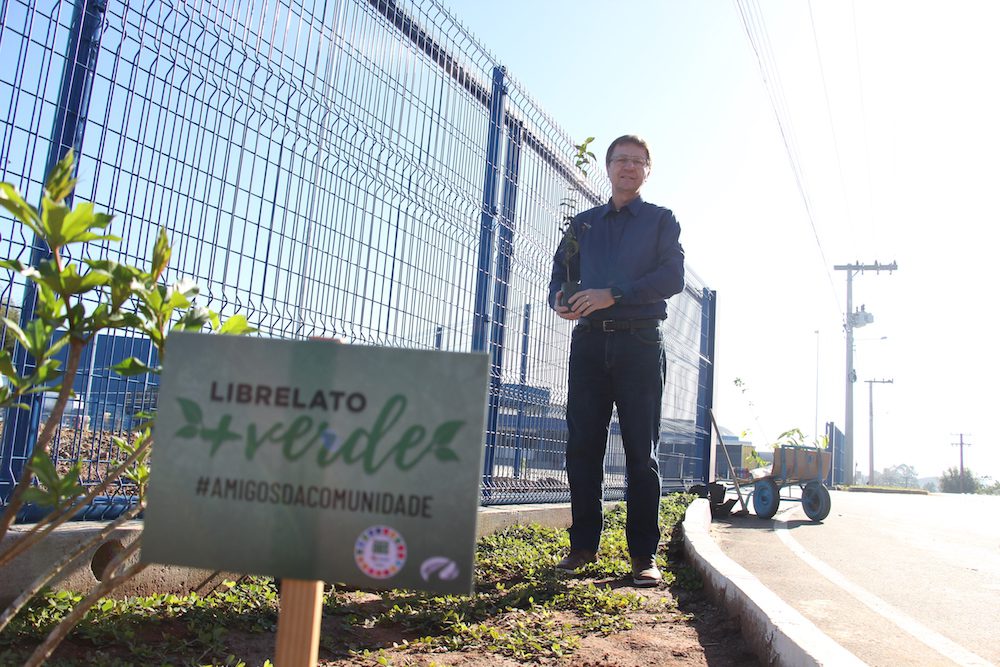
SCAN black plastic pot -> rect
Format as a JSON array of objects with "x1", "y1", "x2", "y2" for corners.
[{"x1": 559, "y1": 280, "x2": 581, "y2": 307}]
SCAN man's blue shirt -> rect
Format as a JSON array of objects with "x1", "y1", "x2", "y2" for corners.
[{"x1": 548, "y1": 196, "x2": 685, "y2": 320}]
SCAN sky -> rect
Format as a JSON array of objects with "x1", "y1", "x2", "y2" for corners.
[{"x1": 447, "y1": 0, "x2": 1000, "y2": 483}]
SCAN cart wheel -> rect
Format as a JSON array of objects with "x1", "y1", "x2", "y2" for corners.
[
  {"x1": 753, "y1": 478, "x2": 780, "y2": 519},
  {"x1": 802, "y1": 481, "x2": 831, "y2": 522}
]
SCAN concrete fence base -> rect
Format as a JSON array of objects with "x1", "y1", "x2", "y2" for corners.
[{"x1": 0, "y1": 504, "x2": 575, "y2": 607}]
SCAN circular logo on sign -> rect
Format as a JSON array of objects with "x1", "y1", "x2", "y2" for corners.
[{"x1": 354, "y1": 525, "x2": 407, "y2": 580}]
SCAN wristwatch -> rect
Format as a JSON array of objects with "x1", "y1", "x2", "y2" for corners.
[{"x1": 610, "y1": 286, "x2": 624, "y2": 303}]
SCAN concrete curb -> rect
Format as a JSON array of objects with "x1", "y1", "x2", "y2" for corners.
[{"x1": 682, "y1": 498, "x2": 864, "y2": 667}]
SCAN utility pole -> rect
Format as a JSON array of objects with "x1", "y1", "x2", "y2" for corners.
[
  {"x1": 952, "y1": 434, "x2": 972, "y2": 493},
  {"x1": 865, "y1": 378, "x2": 893, "y2": 485},
  {"x1": 834, "y1": 261, "x2": 897, "y2": 485}
]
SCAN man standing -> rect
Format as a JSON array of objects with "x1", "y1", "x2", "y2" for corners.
[{"x1": 548, "y1": 135, "x2": 685, "y2": 586}]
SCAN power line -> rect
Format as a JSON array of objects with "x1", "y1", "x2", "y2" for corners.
[
  {"x1": 807, "y1": 1, "x2": 855, "y2": 230},
  {"x1": 851, "y1": 0, "x2": 876, "y2": 244},
  {"x1": 733, "y1": 0, "x2": 841, "y2": 312}
]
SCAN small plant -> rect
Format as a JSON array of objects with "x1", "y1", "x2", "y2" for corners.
[
  {"x1": 0, "y1": 150, "x2": 254, "y2": 665},
  {"x1": 556, "y1": 137, "x2": 595, "y2": 307},
  {"x1": 772, "y1": 428, "x2": 828, "y2": 450},
  {"x1": 745, "y1": 449, "x2": 768, "y2": 471}
]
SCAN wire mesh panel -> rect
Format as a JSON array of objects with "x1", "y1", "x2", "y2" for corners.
[{"x1": 0, "y1": 0, "x2": 714, "y2": 512}]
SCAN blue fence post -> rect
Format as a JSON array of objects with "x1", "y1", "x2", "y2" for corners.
[
  {"x1": 0, "y1": 0, "x2": 107, "y2": 504},
  {"x1": 471, "y1": 66, "x2": 506, "y2": 354},
  {"x1": 481, "y1": 118, "x2": 522, "y2": 488},
  {"x1": 826, "y1": 421, "x2": 844, "y2": 485},
  {"x1": 513, "y1": 303, "x2": 531, "y2": 478},
  {"x1": 473, "y1": 66, "x2": 506, "y2": 494},
  {"x1": 695, "y1": 289, "x2": 717, "y2": 485}
]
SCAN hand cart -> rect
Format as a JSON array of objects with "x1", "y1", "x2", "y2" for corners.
[{"x1": 752, "y1": 445, "x2": 832, "y2": 522}]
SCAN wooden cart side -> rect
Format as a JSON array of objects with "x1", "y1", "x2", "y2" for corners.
[{"x1": 771, "y1": 445, "x2": 832, "y2": 484}]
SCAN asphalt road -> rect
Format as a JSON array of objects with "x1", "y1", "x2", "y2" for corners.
[{"x1": 711, "y1": 489, "x2": 1000, "y2": 666}]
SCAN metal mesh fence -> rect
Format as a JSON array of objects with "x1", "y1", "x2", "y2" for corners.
[{"x1": 0, "y1": 0, "x2": 714, "y2": 513}]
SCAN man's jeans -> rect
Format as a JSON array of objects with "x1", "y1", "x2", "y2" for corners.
[{"x1": 565, "y1": 323, "x2": 666, "y2": 559}]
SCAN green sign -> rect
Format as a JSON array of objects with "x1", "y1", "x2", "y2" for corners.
[{"x1": 142, "y1": 332, "x2": 489, "y2": 595}]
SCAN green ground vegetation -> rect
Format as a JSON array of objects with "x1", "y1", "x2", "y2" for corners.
[
  {"x1": 0, "y1": 495, "x2": 699, "y2": 666},
  {"x1": 939, "y1": 467, "x2": 1000, "y2": 495}
]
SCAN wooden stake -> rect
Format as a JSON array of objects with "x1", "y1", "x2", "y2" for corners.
[
  {"x1": 274, "y1": 579, "x2": 324, "y2": 667},
  {"x1": 273, "y1": 337, "x2": 337, "y2": 666}
]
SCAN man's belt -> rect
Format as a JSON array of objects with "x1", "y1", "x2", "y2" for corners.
[{"x1": 578, "y1": 318, "x2": 662, "y2": 332}]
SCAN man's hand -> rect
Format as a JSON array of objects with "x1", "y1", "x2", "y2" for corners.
[
  {"x1": 555, "y1": 289, "x2": 614, "y2": 320},
  {"x1": 554, "y1": 291, "x2": 579, "y2": 320}
]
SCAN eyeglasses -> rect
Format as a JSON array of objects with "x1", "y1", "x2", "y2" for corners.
[{"x1": 609, "y1": 155, "x2": 649, "y2": 168}]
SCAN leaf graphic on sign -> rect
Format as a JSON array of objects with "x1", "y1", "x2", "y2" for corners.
[
  {"x1": 177, "y1": 397, "x2": 203, "y2": 425},
  {"x1": 432, "y1": 420, "x2": 463, "y2": 444},
  {"x1": 434, "y1": 447, "x2": 459, "y2": 462},
  {"x1": 175, "y1": 424, "x2": 199, "y2": 438},
  {"x1": 431, "y1": 420, "x2": 463, "y2": 463}
]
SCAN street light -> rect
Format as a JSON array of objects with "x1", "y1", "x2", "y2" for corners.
[
  {"x1": 855, "y1": 336, "x2": 890, "y2": 485},
  {"x1": 854, "y1": 335, "x2": 888, "y2": 345},
  {"x1": 865, "y1": 378, "x2": 894, "y2": 485}
]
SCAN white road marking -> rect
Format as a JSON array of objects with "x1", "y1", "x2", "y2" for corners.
[{"x1": 774, "y1": 506, "x2": 995, "y2": 666}]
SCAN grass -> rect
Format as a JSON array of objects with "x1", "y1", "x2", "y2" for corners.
[{"x1": 0, "y1": 494, "x2": 698, "y2": 665}]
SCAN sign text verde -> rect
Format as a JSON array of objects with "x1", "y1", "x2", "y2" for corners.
[{"x1": 175, "y1": 382, "x2": 465, "y2": 474}]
